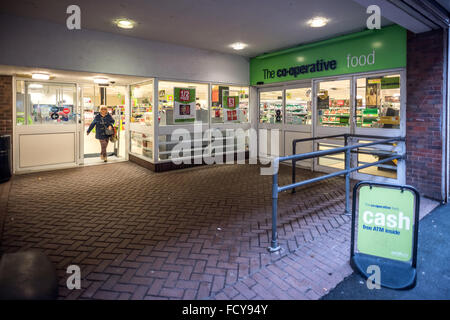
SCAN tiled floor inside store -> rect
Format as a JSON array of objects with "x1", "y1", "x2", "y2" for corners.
[{"x1": 0, "y1": 162, "x2": 439, "y2": 300}]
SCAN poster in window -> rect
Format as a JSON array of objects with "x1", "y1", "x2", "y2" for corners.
[
  {"x1": 223, "y1": 95, "x2": 240, "y2": 123},
  {"x1": 317, "y1": 90, "x2": 329, "y2": 110},
  {"x1": 366, "y1": 78, "x2": 381, "y2": 108},
  {"x1": 216, "y1": 86, "x2": 229, "y2": 108},
  {"x1": 381, "y1": 76, "x2": 400, "y2": 89},
  {"x1": 174, "y1": 87, "x2": 196, "y2": 123}
]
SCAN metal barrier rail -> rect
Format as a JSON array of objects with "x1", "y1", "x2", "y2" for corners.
[
  {"x1": 269, "y1": 134, "x2": 405, "y2": 252},
  {"x1": 291, "y1": 133, "x2": 402, "y2": 193}
]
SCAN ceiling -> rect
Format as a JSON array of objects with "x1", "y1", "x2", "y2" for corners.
[
  {"x1": 0, "y1": 0, "x2": 393, "y2": 57},
  {"x1": 0, "y1": 64, "x2": 150, "y2": 86},
  {"x1": 436, "y1": 0, "x2": 450, "y2": 13}
]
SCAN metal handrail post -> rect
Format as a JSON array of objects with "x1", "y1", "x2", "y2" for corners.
[
  {"x1": 345, "y1": 148, "x2": 351, "y2": 215},
  {"x1": 292, "y1": 141, "x2": 296, "y2": 194},
  {"x1": 269, "y1": 159, "x2": 281, "y2": 252}
]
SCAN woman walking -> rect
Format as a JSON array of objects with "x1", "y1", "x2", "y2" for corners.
[{"x1": 87, "y1": 106, "x2": 115, "y2": 162}]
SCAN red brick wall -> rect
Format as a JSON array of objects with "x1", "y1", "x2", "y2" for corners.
[
  {"x1": 406, "y1": 29, "x2": 445, "y2": 200},
  {"x1": 0, "y1": 75, "x2": 13, "y2": 136}
]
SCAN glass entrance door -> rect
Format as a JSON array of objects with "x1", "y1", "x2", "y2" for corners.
[
  {"x1": 259, "y1": 89, "x2": 284, "y2": 158},
  {"x1": 351, "y1": 72, "x2": 404, "y2": 183},
  {"x1": 312, "y1": 72, "x2": 405, "y2": 183},
  {"x1": 80, "y1": 84, "x2": 127, "y2": 164},
  {"x1": 314, "y1": 78, "x2": 352, "y2": 172},
  {"x1": 258, "y1": 84, "x2": 313, "y2": 166}
]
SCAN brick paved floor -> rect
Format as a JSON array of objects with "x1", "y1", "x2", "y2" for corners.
[{"x1": 0, "y1": 162, "x2": 354, "y2": 300}]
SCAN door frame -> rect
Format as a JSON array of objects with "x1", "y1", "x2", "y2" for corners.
[
  {"x1": 13, "y1": 78, "x2": 80, "y2": 173},
  {"x1": 313, "y1": 76, "x2": 353, "y2": 174},
  {"x1": 350, "y1": 69, "x2": 406, "y2": 184},
  {"x1": 312, "y1": 69, "x2": 405, "y2": 183},
  {"x1": 257, "y1": 80, "x2": 313, "y2": 166},
  {"x1": 78, "y1": 84, "x2": 130, "y2": 164}
]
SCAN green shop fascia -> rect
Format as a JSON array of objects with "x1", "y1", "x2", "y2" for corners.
[{"x1": 250, "y1": 24, "x2": 406, "y2": 85}]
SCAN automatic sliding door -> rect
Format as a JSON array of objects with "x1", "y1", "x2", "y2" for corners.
[
  {"x1": 284, "y1": 86, "x2": 313, "y2": 168},
  {"x1": 315, "y1": 79, "x2": 351, "y2": 172},
  {"x1": 259, "y1": 90, "x2": 283, "y2": 158},
  {"x1": 82, "y1": 85, "x2": 127, "y2": 161},
  {"x1": 352, "y1": 73, "x2": 403, "y2": 182}
]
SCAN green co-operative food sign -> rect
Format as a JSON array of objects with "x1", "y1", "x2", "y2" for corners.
[
  {"x1": 357, "y1": 185, "x2": 415, "y2": 262},
  {"x1": 250, "y1": 25, "x2": 406, "y2": 85}
]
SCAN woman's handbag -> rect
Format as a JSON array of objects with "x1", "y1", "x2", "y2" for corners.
[
  {"x1": 101, "y1": 118, "x2": 114, "y2": 136},
  {"x1": 109, "y1": 127, "x2": 118, "y2": 142},
  {"x1": 104, "y1": 126, "x2": 114, "y2": 136}
]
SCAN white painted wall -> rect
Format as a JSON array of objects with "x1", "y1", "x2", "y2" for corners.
[{"x1": 0, "y1": 14, "x2": 249, "y2": 85}]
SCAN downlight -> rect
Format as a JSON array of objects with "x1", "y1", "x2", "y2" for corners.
[
  {"x1": 31, "y1": 73, "x2": 50, "y2": 80},
  {"x1": 230, "y1": 42, "x2": 248, "y2": 50},
  {"x1": 307, "y1": 17, "x2": 329, "y2": 28},
  {"x1": 115, "y1": 18, "x2": 135, "y2": 29},
  {"x1": 93, "y1": 77, "x2": 109, "y2": 84}
]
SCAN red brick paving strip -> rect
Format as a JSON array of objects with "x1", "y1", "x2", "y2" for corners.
[
  {"x1": 0, "y1": 162, "x2": 352, "y2": 300},
  {"x1": 210, "y1": 222, "x2": 354, "y2": 300}
]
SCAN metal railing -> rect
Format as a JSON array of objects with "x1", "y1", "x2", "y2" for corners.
[{"x1": 269, "y1": 134, "x2": 405, "y2": 252}]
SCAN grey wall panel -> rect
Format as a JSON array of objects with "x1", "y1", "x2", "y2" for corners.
[{"x1": 0, "y1": 14, "x2": 249, "y2": 84}]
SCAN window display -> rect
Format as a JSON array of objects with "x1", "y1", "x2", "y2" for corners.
[
  {"x1": 130, "y1": 131, "x2": 153, "y2": 159},
  {"x1": 16, "y1": 81, "x2": 76, "y2": 125},
  {"x1": 260, "y1": 90, "x2": 283, "y2": 124},
  {"x1": 174, "y1": 87, "x2": 196, "y2": 123},
  {"x1": 158, "y1": 81, "x2": 208, "y2": 125},
  {"x1": 211, "y1": 85, "x2": 249, "y2": 123},
  {"x1": 356, "y1": 75, "x2": 401, "y2": 129},
  {"x1": 317, "y1": 80, "x2": 351, "y2": 127},
  {"x1": 285, "y1": 88, "x2": 312, "y2": 125},
  {"x1": 131, "y1": 80, "x2": 154, "y2": 126}
]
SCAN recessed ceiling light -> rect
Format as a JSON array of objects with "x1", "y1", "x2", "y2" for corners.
[
  {"x1": 307, "y1": 17, "x2": 329, "y2": 28},
  {"x1": 32, "y1": 73, "x2": 50, "y2": 80},
  {"x1": 94, "y1": 77, "x2": 109, "y2": 84},
  {"x1": 230, "y1": 42, "x2": 248, "y2": 50},
  {"x1": 28, "y1": 83, "x2": 43, "y2": 89},
  {"x1": 115, "y1": 18, "x2": 135, "y2": 29}
]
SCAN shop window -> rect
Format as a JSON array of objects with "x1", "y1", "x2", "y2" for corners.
[
  {"x1": 356, "y1": 74, "x2": 401, "y2": 129},
  {"x1": 130, "y1": 131, "x2": 153, "y2": 159},
  {"x1": 131, "y1": 80, "x2": 154, "y2": 126},
  {"x1": 16, "y1": 80, "x2": 25, "y2": 125},
  {"x1": 286, "y1": 88, "x2": 312, "y2": 125},
  {"x1": 158, "y1": 129, "x2": 249, "y2": 162},
  {"x1": 260, "y1": 90, "x2": 283, "y2": 124},
  {"x1": 158, "y1": 81, "x2": 208, "y2": 125},
  {"x1": 317, "y1": 80, "x2": 351, "y2": 127},
  {"x1": 16, "y1": 80, "x2": 76, "y2": 125},
  {"x1": 211, "y1": 85, "x2": 249, "y2": 123},
  {"x1": 158, "y1": 133, "x2": 209, "y2": 161}
]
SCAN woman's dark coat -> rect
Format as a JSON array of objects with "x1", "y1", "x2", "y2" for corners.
[{"x1": 87, "y1": 113, "x2": 115, "y2": 140}]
